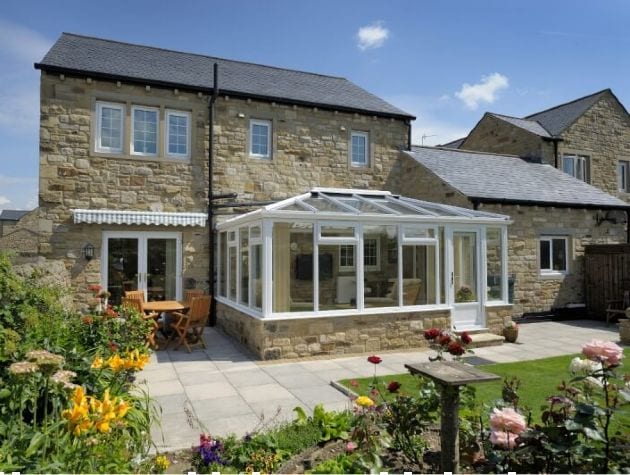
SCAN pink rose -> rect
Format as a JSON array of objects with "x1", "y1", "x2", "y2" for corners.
[
  {"x1": 582, "y1": 340, "x2": 624, "y2": 367},
  {"x1": 345, "y1": 441, "x2": 357, "y2": 453},
  {"x1": 489, "y1": 407, "x2": 527, "y2": 434},
  {"x1": 490, "y1": 430, "x2": 518, "y2": 449}
]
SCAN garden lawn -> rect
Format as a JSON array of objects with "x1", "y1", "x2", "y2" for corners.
[{"x1": 339, "y1": 349, "x2": 630, "y2": 430}]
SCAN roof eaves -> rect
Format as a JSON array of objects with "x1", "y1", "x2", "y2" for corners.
[{"x1": 470, "y1": 196, "x2": 630, "y2": 211}]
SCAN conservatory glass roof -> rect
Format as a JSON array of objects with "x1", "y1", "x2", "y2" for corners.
[{"x1": 218, "y1": 188, "x2": 511, "y2": 228}]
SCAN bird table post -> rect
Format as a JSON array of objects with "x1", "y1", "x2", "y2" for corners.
[{"x1": 405, "y1": 361, "x2": 500, "y2": 473}]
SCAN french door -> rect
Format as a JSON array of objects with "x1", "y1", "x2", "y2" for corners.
[
  {"x1": 447, "y1": 227, "x2": 483, "y2": 330},
  {"x1": 101, "y1": 231, "x2": 182, "y2": 304}
]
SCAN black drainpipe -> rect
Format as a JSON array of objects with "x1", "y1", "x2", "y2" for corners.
[
  {"x1": 208, "y1": 63, "x2": 219, "y2": 325},
  {"x1": 552, "y1": 139, "x2": 559, "y2": 169},
  {"x1": 407, "y1": 120, "x2": 412, "y2": 150}
]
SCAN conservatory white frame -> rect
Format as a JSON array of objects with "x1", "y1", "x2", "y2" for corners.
[{"x1": 215, "y1": 188, "x2": 511, "y2": 327}]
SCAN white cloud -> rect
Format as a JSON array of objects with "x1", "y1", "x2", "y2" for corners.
[
  {"x1": 0, "y1": 19, "x2": 52, "y2": 64},
  {"x1": 0, "y1": 175, "x2": 38, "y2": 210},
  {"x1": 356, "y1": 22, "x2": 389, "y2": 51},
  {"x1": 0, "y1": 196, "x2": 10, "y2": 206},
  {"x1": 455, "y1": 73, "x2": 509, "y2": 110}
]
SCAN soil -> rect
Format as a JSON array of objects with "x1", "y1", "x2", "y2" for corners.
[{"x1": 276, "y1": 439, "x2": 346, "y2": 474}]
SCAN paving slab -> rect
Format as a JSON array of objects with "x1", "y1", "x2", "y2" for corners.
[
  {"x1": 185, "y1": 381, "x2": 238, "y2": 401},
  {"x1": 239, "y1": 383, "x2": 295, "y2": 403},
  {"x1": 224, "y1": 368, "x2": 277, "y2": 388},
  {"x1": 192, "y1": 395, "x2": 253, "y2": 420},
  {"x1": 177, "y1": 369, "x2": 229, "y2": 386}
]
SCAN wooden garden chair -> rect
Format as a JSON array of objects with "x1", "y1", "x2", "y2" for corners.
[
  {"x1": 184, "y1": 289, "x2": 205, "y2": 306},
  {"x1": 124, "y1": 289, "x2": 145, "y2": 301},
  {"x1": 605, "y1": 290, "x2": 630, "y2": 325},
  {"x1": 122, "y1": 296, "x2": 160, "y2": 349},
  {"x1": 169, "y1": 295, "x2": 211, "y2": 352}
]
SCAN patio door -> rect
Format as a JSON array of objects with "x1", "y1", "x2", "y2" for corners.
[
  {"x1": 102, "y1": 231, "x2": 182, "y2": 304},
  {"x1": 448, "y1": 228, "x2": 482, "y2": 330}
]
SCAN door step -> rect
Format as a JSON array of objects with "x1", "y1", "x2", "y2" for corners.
[{"x1": 460, "y1": 332, "x2": 504, "y2": 348}]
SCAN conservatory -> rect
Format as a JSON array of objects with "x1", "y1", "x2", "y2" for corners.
[{"x1": 215, "y1": 188, "x2": 512, "y2": 359}]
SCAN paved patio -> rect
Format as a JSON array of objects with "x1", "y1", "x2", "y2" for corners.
[{"x1": 140, "y1": 319, "x2": 623, "y2": 451}]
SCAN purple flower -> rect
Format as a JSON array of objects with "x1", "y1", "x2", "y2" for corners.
[{"x1": 199, "y1": 433, "x2": 224, "y2": 466}]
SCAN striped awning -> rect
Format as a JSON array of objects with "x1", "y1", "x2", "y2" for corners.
[{"x1": 72, "y1": 209, "x2": 207, "y2": 227}]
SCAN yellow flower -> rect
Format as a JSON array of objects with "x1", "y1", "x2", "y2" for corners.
[
  {"x1": 355, "y1": 395, "x2": 375, "y2": 407},
  {"x1": 106, "y1": 354, "x2": 125, "y2": 372},
  {"x1": 115, "y1": 399, "x2": 130, "y2": 419},
  {"x1": 95, "y1": 418, "x2": 111, "y2": 433},
  {"x1": 91, "y1": 356, "x2": 104, "y2": 369},
  {"x1": 155, "y1": 455, "x2": 170, "y2": 471},
  {"x1": 71, "y1": 386, "x2": 88, "y2": 407}
]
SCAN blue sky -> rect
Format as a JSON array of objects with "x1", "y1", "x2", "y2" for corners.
[{"x1": 1, "y1": 0, "x2": 629, "y2": 210}]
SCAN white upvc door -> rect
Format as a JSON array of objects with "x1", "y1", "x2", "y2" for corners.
[
  {"x1": 101, "y1": 231, "x2": 182, "y2": 304},
  {"x1": 446, "y1": 226, "x2": 484, "y2": 330}
]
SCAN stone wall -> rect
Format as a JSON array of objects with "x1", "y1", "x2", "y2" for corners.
[
  {"x1": 559, "y1": 95, "x2": 630, "y2": 198},
  {"x1": 480, "y1": 203, "x2": 624, "y2": 315},
  {"x1": 38, "y1": 72, "x2": 409, "y2": 306},
  {"x1": 217, "y1": 302, "x2": 452, "y2": 360},
  {"x1": 461, "y1": 114, "x2": 555, "y2": 163}
]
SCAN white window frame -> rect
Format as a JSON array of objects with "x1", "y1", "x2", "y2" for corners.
[
  {"x1": 249, "y1": 119, "x2": 272, "y2": 159},
  {"x1": 351, "y1": 131, "x2": 369, "y2": 167},
  {"x1": 618, "y1": 160, "x2": 629, "y2": 192},
  {"x1": 539, "y1": 235, "x2": 569, "y2": 275},
  {"x1": 131, "y1": 105, "x2": 160, "y2": 157},
  {"x1": 363, "y1": 237, "x2": 380, "y2": 271},
  {"x1": 562, "y1": 154, "x2": 589, "y2": 183},
  {"x1": 95, "y1": 101, "x2": 125, "y2": 154},
  {"x1": 165, "y1": 110, "x2": 191, "y2": 159}
]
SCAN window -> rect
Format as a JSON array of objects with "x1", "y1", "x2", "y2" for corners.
[
  {"x1": 250, "y1": 119, "x2": 271, "y2": 158},
  {"x1": 540, "y1": 236, "x2": 568, "y2": 274},
  {"x1": 562, "y1": 154, "x2": 589, "y2": 182},
  {"x1": 166, "y1": 110, "x2": 190, "y2": 158},
  {"x1": 131, "y1": 106, "x2": 159, "y2": 156},
  {"x1": 351, "y1": 131, "x2": 369, "y2": 166},
  {"x1": 339, "y1": 244, "x2": 355, "y2": 270},
  {"x1": 96, "y1": 102, "x2": 124, "y2": 153},
  {"x1": 363, "y1": 238, "x2": 379, "y2": 270},
  {"x1": 618, "y1": 160, "x2": 629, "y2": 192}
]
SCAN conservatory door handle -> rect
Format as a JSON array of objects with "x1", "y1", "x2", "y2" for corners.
[{"x1": 450, "y1": 272, "x2": 454, "y2": 286}]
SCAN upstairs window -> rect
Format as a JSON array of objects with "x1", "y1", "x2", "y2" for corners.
[
  {"x1": 540, "y1": 236, "x2": 568, "y2": 274},
  {"x1": 351, "y1": 131, "x2": 369, "y2": 167},
  {"x1": 250, "y1": 119, "x2": 271, "y2": 159},
  {"x1": 618, "y1": 160, "x2": 629, "y2": 192},
  {"x1": 96, "y1": 102, "x2": 124, "y2": 154},
  {"x1": 562, "y1": 154, "x2": 589, "y2": 183},
  {"x1": 131, "y1": 106, "x2": 159, "y2": 156},
  {"x1": 166, "y1": 110, "x2": 190, "y2": 158}
]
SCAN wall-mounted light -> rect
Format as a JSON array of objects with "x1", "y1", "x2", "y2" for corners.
[
  {"x1": 595, "y1": 211, "x2": 619, "y2": 226},
  {"x1": 83, "y1": 243, "x2": 95, "y2": 261}
]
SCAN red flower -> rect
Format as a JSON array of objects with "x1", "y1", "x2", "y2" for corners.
[
  {"x1": 349, "y1": 379, "x2": 359, "y2": 388},
  {"x1": 387, "y1": 381, "x2": 401, "y2": 393},
  {"x1": 447, "y1": 341, "x2": 465, "y2": 356},
  {"x1": 108, "y1": 341, "x2": 119, "y2": 352},
  {"x1": 424, "y1": 328, "x2": 440, "y2": 340},
  {"x1": 370, "y1": 388, "x2": 379, "y2": 397},
  {"x1": 461, "y1": 331, "x2": 472, "y2": 345},
  {"x1": 437, "y1": 334, "x2": 452, "y2": 346},
  {"x1": 81, "y1": 315, "x2": 93, "y2": 325},
  {"x1": 367, "y1": 355, "x2": 382, "y2": 364},
  {"x1": 88, "y1": 284, "x2": 102, "y2": 293}
]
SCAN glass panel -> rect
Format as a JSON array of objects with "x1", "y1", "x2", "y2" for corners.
[
  {"x1": 147, "y1": 238, "x2": 177, "y2": 301},
  {"x1": 552, "y1": 238, "x2": 567, "y2": 271},
  {"x1": 401, "y1": 198, "x2": 462, "y2": 216},
  {"x1": 486, "y1": 228, "x2": 503, "y2": 301},
  {"x1": 107, "y1": 238, "x2": 138, "y2": 305},
  {"x1": 351, "y1": 133, "x2": 367, "y2": 165},
  {"x1": 540, "y1": 240, "x2": 551, "y2": 270},
  {"x1": 402, "y1": 245, "x2": 436, "y2": 305},
  {"x1": 240, "y1": 227, "x2": 249, "y2": 305},
  {"x1": 219, "y1": 232, "x2": 227, "y2": 297},
  {"x1": 303, "y1": 197, "x2": 345, "y2": 213},
  {"x1": 321, "y1": 225, "x2": 355, "y2": 238},
  {"x1": 250, "y1": 226, "x2": 261, "y2": 240},
  {"x1": 377, "y1": 199, "x2": 433, "y2": 215},
  {"x1": 319, "y1": 244, "x2": 356, "y2": 311},
  {"x1": 167, "y1": 113, "x2": 188, "y2": 156},
  {"x1": 252, "y1": 244, "x2": 263, "y2": 310},
  {"x1": 453, "y1": 232, "x2": 477, "y2": 303},
  {"x1": 250, "y1": 121, "x2": 270, "y2": 156},
  {"x1": 273, "y1": 223, "x2": 314, "y2": 312},
  {"x1": 403, "y1": 227, "x2": 435, "y2": 239},
  {"x1": 336, "y1": 198, "x2": 389, "y2": 214},
  {"x1": 339, "y1": 245, "x2": 354, "y2": 269},
  {"x1": 133, "y1": 108, "x2": 158, "y2": 155},
  {"x1": 100, "y1": 105, "x2": 122, "y2": 150},
  {"x1": 563, "y1": 156, "x2": 575, "y2": 177},
  {"x1": 228, "y1": 246, "x2": 237, "y2": 300},
  {"x1": 439, "y1": 227, "x2": 445, "y2": 304},
  {"x1": 364, "y1": 225, "x2": 398, "y2": 308}
]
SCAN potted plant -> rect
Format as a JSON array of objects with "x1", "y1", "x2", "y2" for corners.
[
  {"x1": 455, "y1": 285, "x2": 475, "y2": 303},
  {"x1": 503, "y1": 321, "x2": 519, "y2": 343}
]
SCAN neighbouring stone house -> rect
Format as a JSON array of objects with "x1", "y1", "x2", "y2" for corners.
[
  {"x1": 401, "y1": 146, "x2": 630, "y2": 316},
  {"x1": 0, "y1": 209, "x2": 40, "y2": 259},
  {"x1": 447, "y1": 89, "x2": 630, "y2": 201},
  {"x1": 0, "y1": 209, "x2": 30, "y2": 238}
]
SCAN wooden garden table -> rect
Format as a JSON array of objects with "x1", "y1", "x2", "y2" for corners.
[
  {"x1": 142, "y1": 300, "x2": 188, "y2": 313},
  {"x1": 405, "y1": 361, "x2": 500, "y2": 473}
]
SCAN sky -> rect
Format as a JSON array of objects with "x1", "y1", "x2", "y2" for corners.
[{"x1": 1, "y1": 0, "x2": 629, "y2": 211}]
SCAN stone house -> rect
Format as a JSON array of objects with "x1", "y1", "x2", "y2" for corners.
[
  {"x1": 0, "y1": 210, "x2": 29, "y2": 238},
  {"x1": 401, "y1": 146, "x2": 629, "y2": 316},
  {"x1": 34, "y1": 33, "x2": 413, "y2": 309},
  {"x1": 448, "y1": 89, "x2": 630, "y2": 201}
]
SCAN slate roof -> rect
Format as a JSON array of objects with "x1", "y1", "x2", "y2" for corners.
[
  {"x1": 489, "y1": 113, "x2": 551, "y2": 137},
  {"x1": 35, "y1": 33, "x2": 414, "y2": 120},
  {"x1": 439, "y1": 137, "x2": 466, "y2": 149},
  {"x1": 404, "y1": 146, "x2": 629, "y2": 208},
  {"x1": 0, "y1": 210, "x2": 29, "y2": 221},
  {"x1": 526, "y1": 89, "x2": 611, "y2": 136}
]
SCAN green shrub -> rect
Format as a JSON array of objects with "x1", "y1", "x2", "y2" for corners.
[{"x1": 310, "y1": 453, "x2": 361, "y2": 474}]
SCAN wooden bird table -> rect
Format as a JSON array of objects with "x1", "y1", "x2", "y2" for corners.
[{"x1": 405, "y1": 361, "x2": 500, "y2": 473}]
